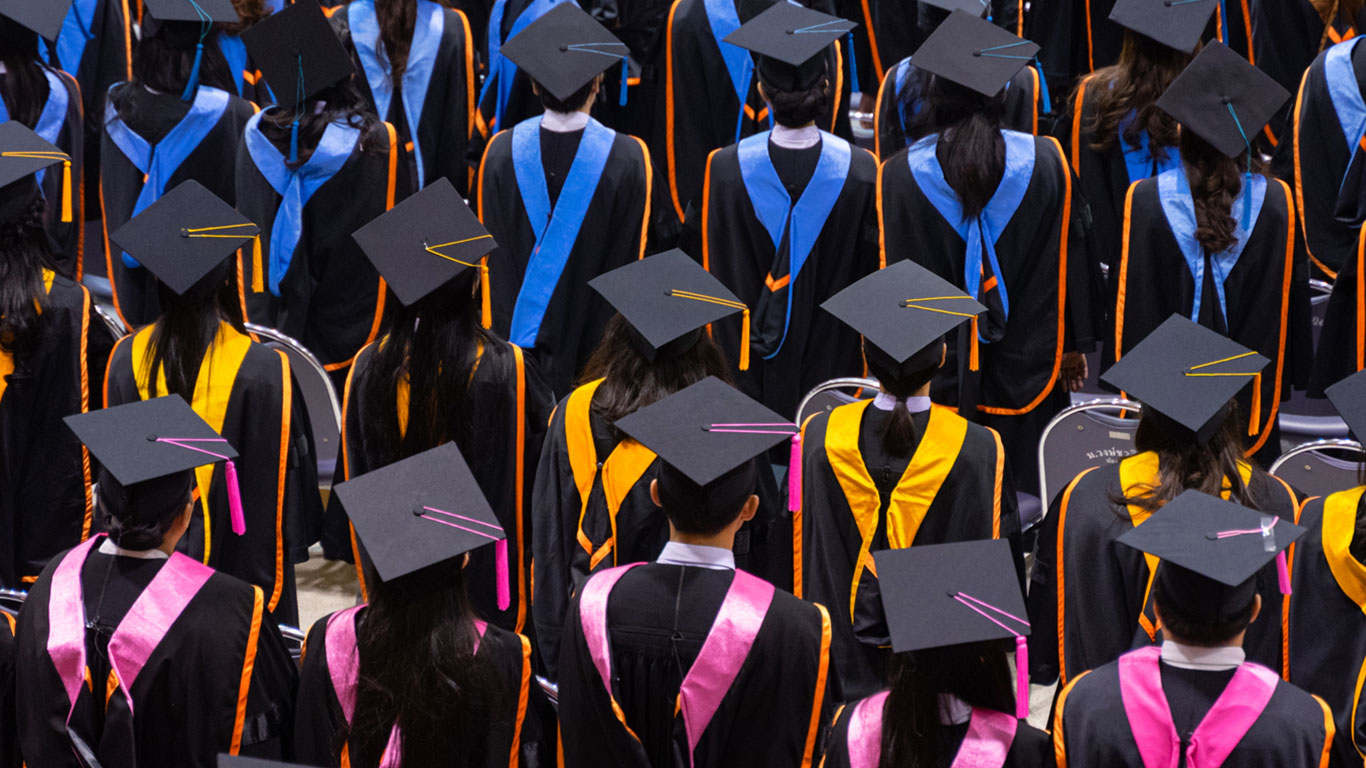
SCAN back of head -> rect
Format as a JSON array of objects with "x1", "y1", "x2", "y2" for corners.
[
  {"x1": 865, "y1": 339, "x2": 941, "y2": 457},
  {"x1": 0, "y1": 193, "x2": 53, "y2": 376},
  {"x1": 1119, "y1": 404, "x2": 1264, "y2": 514},
  {"x1": 533, "y1": 76, "x2": 598, "y2": 113},
  {"x1": 0, "y1": 17, "x2": 47, "y2": 126},
  {"x1": 1179, "y1": 127, "x2": 1260, "y2": 254},
  {"x1": 880, "y1": 641, "x2": 1014, "y2": 768},
  {"x1": 1152, "y1": 562, "x2": 1257, "y2": 646},
  {"x1": 260, "y1": 78, "x2": 382, "y2": 161},
  {"x1": 656, "y1": 459, "x2": 756, "y2": 536},
  {"x1": 907, "y1": 74, "x2": 1006, "y2": 219},
  {"x1": 146, "y1": 261, "x2": 242, "y2": 403},
  {"x1": 760, "y1": 75, "x2": 830, "y2": 128},
  {"x1": 1086, "y1": 30, "x2": 1191, "y2": 154},
  {"x1": 98, "y1": 465, "x2": 194, "y2": 550},
  {"x1": 132, "y1": 20, "x2": 233, "y2": 94}
]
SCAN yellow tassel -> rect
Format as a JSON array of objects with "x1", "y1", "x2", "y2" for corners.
[
  {"x1": 251, "y1": 236, "x2": 264, "y2": 293},
  {"x1": 1248, "y1": 372, "x2": 1262, "y2": 436},
  {"x1": 479, "y1": 259, "x2": 492, "y2": 330},
  {"x1": 969, "y1": 317, "x2": 980, "y2": 372},
  {"x1": 60, "y1": 160, "x2": 73, "y2": 223},
  {"x1": 739, "y1": 309, "x2": 750, "y2": 371}
]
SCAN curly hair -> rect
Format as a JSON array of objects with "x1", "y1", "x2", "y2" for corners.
[
  {"x1": 1084, "y1": 31, "x2": 1191, "y2": 156},
  {"x1": 763, "y1": 78, "x2": 831, "y2": 128},
  {"x1": 1180, "y1": 129, "x2": 1266, "y2": 255}
]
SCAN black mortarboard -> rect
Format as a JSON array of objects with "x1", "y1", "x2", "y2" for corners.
[
  {"x1": 614, "y1": 376, "x2": 795, "y2": 487},
  {"x1": 0, "y1": 0, "x2": 74, "y2": 41},
  {"x1": 333, "y1": 443, "x2": 505, "y2": 584},
  {"x1": 499, "y1": 2, "x2": 630, "y2": 103},
  {"x1": 917, "y1": 0, "x2": 991, "y2": 16},
  {"x1": 911, "y1": 9, "x2": 1039, "y2": 98},
  {"x1": 1100, "y1": 314, "x2": 1268, "y2": 444},
  {"x1": 108, "y1": 180, "x2": 260, "y2": 296},
  {"x1": 141, "y1": 0, "x2": 239, "y2": 23},
  {"x1": 352, "y1": 178, "x2": 496, "y2": 314},
  {"x1": 64, "y1": 396, "x2": 239, "y2": 486},
  {"x1": 0, "y1": 121, "x2": 73, "y2": 221},
  {"x1": 1156, "y1": 42, "x2": 1289, "y2": 158},
  {"x1": 1326, "y1": 369, "x2": 1366, "y2": 442},
  {"x1": 219, "y1": 757, "x2": 310, "y2": 768},
  {"x1": 241, "y1": 0, "x2": 355, "y2": 104},
  {"x1": 589, "y1": 249, "x2": 748, "y2": 362},
  {"x1": 822, "y1": 259, "x2": 985, "y2": 377},
  {"x1": 724, "y1": 2, "x2": 853, "y2": 92},
  {"x1": 1108, "y1": 0, "x2": 1216, "y2": 53}
]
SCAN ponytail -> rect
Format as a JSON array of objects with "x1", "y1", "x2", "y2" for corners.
[
  {"x1": 376, "y1": 0, "x2": 418, "y2": 84},
  {"x1": 907, "y1": 74, "x2": 1007, "y2": 219},
  {"x1": 1179, "y1": 129, "x2": 1263, "y2": 255},
  {"x1": 864, "y1": 340, "x2": 943, "y2": 458}
]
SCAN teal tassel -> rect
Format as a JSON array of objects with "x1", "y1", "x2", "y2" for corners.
[
  {"x1": 1035, "y1": 58, "x2": 1050, "y2": 115},
  {"x1": 289, "y1": 118, "x2": 300, "y2": 164},
  {"x1": 619, "y1": 57, "x2": 628, "y2": 107},
  {"x1": 181, "y1": 41, "x2": 204, "y2": 102},
  {"x1": 847, "y1": 32, "x2": 860, "y2": 94}
]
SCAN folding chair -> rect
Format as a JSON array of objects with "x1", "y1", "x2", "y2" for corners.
[
  {"x1": 1037, "y1": 398, "x2": 1143, "y2": 511},
  {"x1": 794, "y1": 377, "x2": 879, "y2": 427},
  {"x1": 279, "y1": 624, "x2": 307, "y2": 665},
  {"x1": 1270, "y1": 439, "x2": 1366, "y2": 500},
  {"x1": 0, "y1": 588, "x2": 24, "y2": 618},
  {"x1": 538, "y1": 675, "x2": 559, "y2": 711},
  {"x1": 93, "y1": 304, "x2": 126, "y2": 341}
]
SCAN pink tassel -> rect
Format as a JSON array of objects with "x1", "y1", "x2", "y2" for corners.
[
  {"x1": 225, "y1": 459, "x2": 246, "y2": 536},
  {"x1": 495, "y1": 539, "x2": 510, "y2": 611},
  {"x1": 788, "y1": 434, "x2": 802, "y2": 513},
  {"x1": 1277, "y1": 551, "x2": 1292, "y2": 595},
  {"x1": 1015, "y1": 636, "x2": 1029, "y2": 720}
]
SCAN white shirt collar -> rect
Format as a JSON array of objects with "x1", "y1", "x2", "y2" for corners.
[
  {"x1": 1160, "y1": 641, "x2": 1245, "y2": 671},
  {"x1": 98, "y1": 539, "x2": 169, "y2": 560},
  {"x1": 541, "y1": 110, "x2": 590, "y2": 133},
  {"x1": 657, "y1": 541, "x2": 736, "y2": 570},
  {"x1": 872, "y1": 393, "x2": 932, "y2": 413},
  {"x1": 770, "y1": 124, "x2": 821, "y2": 150}
]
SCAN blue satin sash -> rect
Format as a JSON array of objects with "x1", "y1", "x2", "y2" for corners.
[
  {"x1": 906, "y1": 130, "x2": 1036, "y2": 336},
  {"x1": 216, "y1": 33, "x2": 248, "y2": 97},
  {"x1": 1157, "y1": 165, "x2": 1266, "y2": 324},
  {"x1": 244, "y1": 111, "x2": 360, "y2": 296},
  {"x1": 482, "y1": 0, "x2": 567, "y2": 131},
  {"x1": 351, "y1": 0, "x2": 443, "y2": 187},
  {"x1": 1117, "y1": 111, "x2": 1182, "y2": 185},
  {"x1": 507, "y1": 115, "x2": 614, "y2": 347},
  {"x1": 42, "y1": 0, "x2": 96, "y2": 77},
  {"x1": 1326, "y1": 37, "x2": 1366, "y2": 171},
  {"x1": 705, "y1": 0, "x2": 751, "y2": 142},
  {"x1": 105, "y1": 85, "x2": 231, "y2": 268},
  {"x1": 736, "y1": 130, "x2": 851, "y2": 358}
]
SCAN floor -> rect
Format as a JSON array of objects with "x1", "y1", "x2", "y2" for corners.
[{"x1": 291, "y1": 551, "x2": 360, "y2": 632}]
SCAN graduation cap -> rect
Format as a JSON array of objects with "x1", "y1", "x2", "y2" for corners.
[
  {"x1": 724, "y1": 2, "x2": 855, "y2": 92},
  {"x1": 1325, "y1": 369, "x2": 1366, "y2": 442},
  {"x1": 241, "y1": 0, "x2": 356, "y2": 158},
  {"x1": 0, "y1": 121, "x2": 74, "y2": 223},
  {"x1": 1101, "y1": 314, "x2": 1269, "y2": 444},
  {"x1": 911, "y1": 9, "x2": 1040, "y2": 98},
  {"x1": 352, "y1": 177, "x2": 496, "y2": 324},
  {"x1": 821, "y1": 259, "x2": 986, "y2": 379},
  {"x1": 218, "y1": 756, "x2": 311, "y2": 768},
  {"x1": 141, "y1": 0, "x2": 240, "y2": 100},
  {"x1": 1107, "y1": 0, "x2": 1216, "y2": 53},
  {"x1": 64, "y1": 395, "x2": 249, "y2": 536},
  {"x1": 109, "y1": 180, "x2": 261, "y2": 296},
  {"x1": 589, "y1": 249, "x2": 750, "y2": 365},
  {"x1": 499, "y1": 3, "x2": 631, "y2": 107},
  {"x1": 0, "y1": 0, "x2": 74, "y2": 42},
  {"x1": 874, "y1": 539, "x2": 1031, "y2": 719},
  {"x1": 917, "y1": 0, "x2": 992, "y2": 17},
  {"x1": 1117, "y1": 490, "x2": 1304, "y2": 623},
  {"x1": 333, "y1": 443, "x2": 511, "y2": 607}
]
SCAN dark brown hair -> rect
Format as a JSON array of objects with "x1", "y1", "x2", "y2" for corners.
[
  {"x1": 143, "y1": 263, "x2": 245, "y2": 404},
  {"x1": 376, "y1": 0, "x2": 417, "y2": 84},
  {"x1": 1180, "y1": 129, "x2": 1266, "y2": 255},
  {"x1": 880, "y1": 642, "x2": 1015, "y2": 768},
  {"x1": 0, "y1": 17, "x2": 49, "y2": 127},
  {"x1": 1084, "y1": 31, "x2": 1190, "y2": 156},
  {"x1": 905, "y1": 73, "x2": 1006, "y2": 219},
  {"x1": 1114, "y1": 403, "x2": 1266, "y2": 514},
  {"x1": 0, "y1": 196, "x2": 52, "y2": 378}
]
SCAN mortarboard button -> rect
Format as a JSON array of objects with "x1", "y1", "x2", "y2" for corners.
[
  {"x1": 911, "y1": 9, "x2": 1040, "y2": 98},
  {"x1": 499, "y1": 3, "x2": 630, "y2": 103},
  {"x1": 1156, "y1": 42, "x2": 1290, "y2": 158},
  {"x1": 723, "y1": 3, "x2": 855, "y2": 92},
  {"x1": 1108, "y1": 0, "x2": 1216, "y2": 53},
  {"x1": 1326, "y1": 369, "x2": 1366, "y2": 443},
  {"x1": 241, "y1": 1, "x2": 356, "y2": 106},
  {"x1": 0, "y1": 0, "x2": 75, "y2": 42}
]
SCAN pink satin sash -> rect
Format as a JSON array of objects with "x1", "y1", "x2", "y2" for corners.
[
  {"x1": 579, "y1": 563, "x2": 644, "y2": 695},
  {"x1": 47, "y1": 537, "x2": 102, "y2": 715},
  {"x1": 950, "y1": 708, "x2": 1017, "y2": 768},
  {"x1": 845, "y1": 690, "x2": 888, "y2": 768},
  {"x1": 1118, "y1": 646, "x2": 1279, "y2": 768}
]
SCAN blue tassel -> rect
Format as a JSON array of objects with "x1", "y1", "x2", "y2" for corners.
[
  {"x1": 1243, "y1": 170, "x2": 1252, "y2": 228},
  {"x1": 847, "y1": 32, "x2": 860, "y2": 94},
  {"x1": 181, "y1": 41, "x2": 205, "y2": 102},
  {"x1": 289, "y1": 118, "x2": 300, "y2": 165},
  {"x1": 619, "y1": 56, "x2": 628, "y2": 107},
  {"x1": 1034, "y1": 58, "x2": 1051, "y2": 115}
]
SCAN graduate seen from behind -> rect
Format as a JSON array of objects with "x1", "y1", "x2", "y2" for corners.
[
  {"x1": 532, "y1": 251, "x2": 785, "y2": 679},
  {"x1": 557, "y1": 377, "x2": 834, "y2": 767},
  {"x1": 1055, "y1": 490, "x2": 1334, "y2": 767},
  {"x1": 476, "y1": 3, "x2": 652, "y2": 396},
  {"x1": 16, "y1": 397, "x2": 297, "y2": 767},
  {"x1": 825, "y1": 540, "x2": 1050, "y2": 768},
  {"x1": 294, "y1": 443, "x2": 547, "y2": 768},
  {"x1": 1029, "y1": 315, "x2": 1300, "y2": 688},
  {"x1": 698, "y1": 3, "x2": 879, "y2": 419},
  {"x1": 339, "y1": 180, "x2": 553, "y2": 636},
  {"x1": 797, "y1": 260, "x2": 1021, "y2": 701},
  {"x1": 104, "y1": 181, "x2": 322, "y2": 627}
]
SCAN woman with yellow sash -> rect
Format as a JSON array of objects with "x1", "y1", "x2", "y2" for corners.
[
  {"x1": 1287, "y1": 369, "x2": 1366, "y2": 767},
  {"x1": 103, "y1": 181, "x2": 320, "y2": 627},
  {"x1": 1027, "y1": 315, "x2": 1299, "y2": 693},
  {"x1": 798, "y1": 261, "x2": 1022, "y2": 702}
]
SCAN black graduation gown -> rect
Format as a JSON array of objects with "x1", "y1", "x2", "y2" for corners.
[
  {"x1": 330, "y1": 0, "x2": 477, "y2": 196},
  {"x1": 1254, "y1": 0, "x2": 1366, "y2": 150},
  {"x1": 104, "y1": 322, "x2": 322, "y2": 627},
  {"x1": 1055, "y1": 653, "x2": 1333, "y2": 767},
  {"x1": 874, "y1": 60, "x2": 1040, "y2": 160},
  {"x1": 236, "y1": 112, "x2": 410, "y2": 388},
  {"x1": 823, "y1": 696, "x2": 1051, "y2": 768},
  {"x1": 471, "y1": 0, "x2": 573, "y2": 154},
  {"x1": 1025, "y1": 454, "x2": 1299, "y2": 688},
  {"x1": 1287, "y1": 488, "x2": 1366, "y2": 768},
  {"x1": 1312, "y1": 237, "x2": 1365, "y2": 395},
  {"x1": 291, "y1": 606, "x2": 547, "y2": 767},
  {"x1": 336, "y1": 337, "x2": 553, "y2": 637},
  {"x1": 870, "y1": 0, "x2": 1023, "y2": 88},
  {"x1": 1103, "y1": 172, "x2": 1311, "y2": 466},
  {"x1": 879, "y1": 133, "x2": 1100, "y2": 494},
  {"x1": 0, "y1": 612, "x2": 13, "y2": 768},
  {"x1": 557, "y1": 564, "x2": 834, "y2": 767},
  {"x1": 530, "y1": 378, "x2": 785, "y2": 679},
  {"x1": 0, "y1": 273, "x2": 112, "y2": 589},
  {"x1": 476, "y1": 122, "x2": 651, "y2": 396},
  {"x1": 699, "y1": 133, "x2": 878, "y2": 418},
  {"x1": 100, "y1": 84, "x2": 257, "y2": 328},
  {"x1": 14, "y1": 539, "x2": 298, "y2": 767},
  {"x1": 797, "y1": 403, "x2": 1020, "y2": 701}
]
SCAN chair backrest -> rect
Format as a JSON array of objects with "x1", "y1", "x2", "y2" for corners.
[
  {"x1": 1270, "y1": 440, "x2": 1366, "y2": 500},
  {"x1": 278, "y1": 624, "x2": 306, "y2": 664},
  {"x1": 538, "y1": 675, "x2": 559, "y2": 710},
  {"x1": 0, "y1": 588, "x2": 24, "y2": 618},
  {"x1": 1037, "y1": 399, "x2": 1143, "y2": 507},
  {"x1": 244, "y1": 324, "x2": 343, "y2": 492},
  {"x1": 93, "y1": 303, "x2": 126, "y2": 342},
  {"x1": 795, "y1": 377, "x2": 880, "y2": 427}
]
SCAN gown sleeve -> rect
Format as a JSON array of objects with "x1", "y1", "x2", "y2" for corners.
[
  {"x1": 0, "y1": 614, "x2": 16, "y2": 768},
  {"x1": 236, "y1": 598, "x2": 300, "y2": 759},
  {"x1": 293, "y1": 614, "x2": 345, "y2": 766},
  {"x1": 531, "y1": 401, "x2": 575, "y2": 681},
  {"x1": 1025, "y1": 479, "x2": 1065, "y2": 686}
]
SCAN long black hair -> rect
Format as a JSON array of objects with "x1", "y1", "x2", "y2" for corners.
[
  {"x1": 142, "y1": 262, "x2": 245, "y2": 402},
  {"x1": 0, "y1": 195, "x2": 54, "y2": 379},
  {"x1": 1113, "y1": 403, "x2": 1265, "y2": 515},
  {"x1": 349, "y1": 556, "x2": 501, "y2": 767},
  {"x1": 905, "y1": 72, "x2": 1007, "y2": 219},
  {"x1": 257, "y1": 79, "x2": 384, "y2": 164},
  {"x1": 130, "y1": 20, "x2": 233, "y2": 96},
  {"x1": 880, "y1": 642, "x2": 1016, "y2": 768},
  {"x1": 0, "y1": 17, "x2": 50, "y2": 127}
]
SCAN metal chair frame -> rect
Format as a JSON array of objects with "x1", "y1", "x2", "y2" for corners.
[
  {"x1": 1036, "y1": 397, "x2": 1143, "y2": 509},
  {"x1": 0, "y1": 588, "x2": 25, "y2": 617},
  {"x1": 244, "y1": 323, "x2": 343, "y2": 430},
  {"x1": 93, "y1": 303, "x2": 127, "y2": 341},
  {"x1": 794, "y1": 377, "x2": 880, "y2": 426},
  {"x1": 1269, "y1": 439, "x2": 1366, "y2": 490}
]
